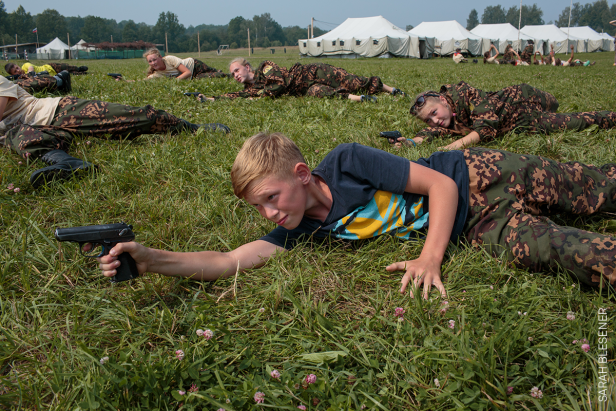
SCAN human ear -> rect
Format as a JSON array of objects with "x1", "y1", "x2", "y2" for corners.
[{"x1": 294, "y1": 163, "x2": 312, "y2": 184}]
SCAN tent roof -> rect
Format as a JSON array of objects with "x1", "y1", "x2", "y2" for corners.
[
  {"x1": 521, "y1": 24, "x2": 581, "y2": 41},
  {"x1": 409, "y1": 20, "x2": 484, "y2": 40},
  {"x1": 37, "y1": 37, "x2": 70, "y2": 51},
  {"x1": 471, "y1": 23, "x2": 533, "y2": 41},
  {"x1": 312, "y1": 16, "x2": 415, "y2": 40},
  {"x1": 559, "y1": 26, "x2": 604, "y2": 40},
  {"x1": 600, "y1": 32, "x2": 615, "y2": 40}
]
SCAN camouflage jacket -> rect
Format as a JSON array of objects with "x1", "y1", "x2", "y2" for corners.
[
  {"x1": 502, "y1": 49, "x2": 516, "y2": 62},
  {"x1": 520, "y1": 44, "x2": 534, "y2": 63},
  {"x1": 416, "y1": 81, "x2": 559, "y2": 142},
  {"x1": 217, "y1": 60, "x2": 356, "y2": 99}
]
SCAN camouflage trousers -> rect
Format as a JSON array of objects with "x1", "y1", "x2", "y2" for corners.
[
  {"x1": 463, "y1": 147, "x2": 616, "y2": 288},
  {"x1": 4, "y1": 96, "x2": 184, "y2": 158},
  {"x1": 530, "y1": 111, "x2": 616, "y2": 134},
  {"x1": 192, "y1": 59, "x2": 228, "y2": 79},
  {"x1": 300, "y1": 63, "x2": 383, "y2": 99},
  {"x1": 49, "y1": 62, "x2": 85, "y2": 75},
  {"x1": 15, "y1": 75, "x2": 59, "y2": 93}
]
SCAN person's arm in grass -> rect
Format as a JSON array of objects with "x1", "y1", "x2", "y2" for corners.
[
  {"x1": 440, "y1": 131, "x2": 481, "y2": 150},
  {"x1": 386, "y1": 161, "x2": 458, "y2": 299},
  {"x1": 97, "y1": 239, "x2": 285, "y2": 281},
  {"x1": 175, "y1": 64, "x2": 192, "y2": 80}
]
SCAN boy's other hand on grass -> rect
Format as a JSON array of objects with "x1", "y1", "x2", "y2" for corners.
[
  {"x1": 96, "y1": 241, "x2": 150, "y2": 278},
  {"x1": 386, "y1": 256, "x2": 446, "y2": 299}
]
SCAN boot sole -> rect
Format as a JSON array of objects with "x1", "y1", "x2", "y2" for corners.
[{"x1": 30, "y1": 165, "x2": 97, "y2": 189}]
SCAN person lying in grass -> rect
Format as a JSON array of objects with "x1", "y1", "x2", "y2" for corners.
[
  {"x1": 193, "y1": 58, "x2": 405, "y2": 102},
  {"x1": 97, "y1": 132, "x2": 616, "y2": 298},
  {"x1": 5, "y1": 61, "x2": 88, "y2": 77},
  {"x1": 0, "y1": 75, "x2": 229, "y2": 188},
  {"x1": 384, "y1": 81, "x2": 616, "y2": 150},
  {"x1": 113, "y1": 48, "x2": 228, "y2": 81}
]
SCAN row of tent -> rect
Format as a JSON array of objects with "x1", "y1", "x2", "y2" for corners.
[
  {"x1": 298, "y1": 16, "x2": 615, "y2": 59},
  {"x1": 35, "y1": 37, "x2": 93, "y2": 59}
]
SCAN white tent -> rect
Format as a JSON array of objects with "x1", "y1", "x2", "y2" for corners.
[
  {"x1": 70, "y1": 39, "x2": 94, "y2": 51},
  {"x1": 299, "y1": 16, "x2": 419, "y2": 58},
  {"x1": 470, "y1": 23, "x2": 537, "y2": 54},
  {"x1": 36, "y1": 37, "x2": 70, "y2": 59},
  {"x1": 521, "y1": 24, "x2": 584, "y2": 53},
  {"x1": 599, "y1": 32, "x2": 615, "y2": 51},
  {"x1": 560, "y1": 26, "x2": 605, "y2": 52},
  {"x1": 410, "y1": 20, "x2": 489, "y2": 56}
]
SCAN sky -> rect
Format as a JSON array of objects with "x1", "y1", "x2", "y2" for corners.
[{"x1": 3, "y1": 0, "x2": 579, "y2": 30}]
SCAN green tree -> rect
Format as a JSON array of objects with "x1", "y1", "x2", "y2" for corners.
[
  {"x1": 227, "y1": 16, "x2": 246, "y2": 45},
  {"x1": 579, "y1": 0, "x2": 612, "y2": 32},
  {"x1": 522, "y1": 4, "x2": 544, "y2": 26},
  {"x1": 0, "y1": 1, "x2": 8, "y2": 36},
  {"x1": 137, "y1": 23, "x2": 152, "y2": 42},
  {"x1": 467, "y1": 9, "x2": 479, "y2": 30},
  {"x1": 121, "y1": 20, "x2": 138, "y2": 42},
  {"x1": 283, "y1": 25, "x2": 309, "y2": 46},
  {"x1": 153, "y1": 11, "x2": 187, "y2": 52},
  {"x1": 8, "y1": 5, "x2": 36, "y2": 42},
  {"x1": 81, "y1": 16, "x2": 111, "y2": 43},
  {"x1": 66, "y1": 16, "x2": 85, "y2": 40},
  {"x1": 482, "y1": 5, "x2": 506, "y2": 24},
  {"x1": 36, "y1": 9, "x2": 67, "y2": 42},
  {"x1": 556, "y1": 2, "x2": 583, "y2": 27}
]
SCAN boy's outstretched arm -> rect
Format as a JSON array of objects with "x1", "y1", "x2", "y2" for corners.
[
  {"x1": 97, "y1": 239, "x2": 284, "y2": 281},
  {"x1": 386, "y1": 161, "x2": 458, "y2": 299}
]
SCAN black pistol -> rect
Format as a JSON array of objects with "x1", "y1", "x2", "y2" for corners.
[
  {"x1": 55, "y1": 222, "x2": 139, "y2": 283},
  {"x1": 107, "y1": 73, "x2": 123, "y2": 79}
]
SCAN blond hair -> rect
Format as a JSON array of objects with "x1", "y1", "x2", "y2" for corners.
[
  {"x1": 143, "y1": 48, "x2": 163, "y2": 76},
  {"x1": 410, "y1": 91, "x2": 441, "y2": 121},
  {"x1": 231, "y1": 132, "x2": 305, "y2": 199},
  {"x1": 229, "y1": 57, "x2": 252, "y2": 72}
]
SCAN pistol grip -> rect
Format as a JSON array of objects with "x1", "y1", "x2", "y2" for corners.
[{"x1": 111, "y1": 252, "x2": 139, "y2": 283}]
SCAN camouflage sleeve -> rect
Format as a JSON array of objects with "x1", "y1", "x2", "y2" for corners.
[
  {"x1": 216, "y1": 63, "x2": 288, "y2": 99},
  {"x1": 469, "y1": 101, "x2": 500, "y2": 142},
  {"x1": 415, "y1": 126, "x2": 454, "y2": 142}
]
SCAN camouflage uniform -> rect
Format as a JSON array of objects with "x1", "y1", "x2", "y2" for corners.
[
  {"x1": 14, "y1": 74, "x2": 60, "y2": 94},
  {"x1": 520, "y1": 44, "x2": 534, "y2": 63},
  {"x1": 192, "y1": 59, "x2": 228, "y2": 79},
  {"x1": 3, "y1": 96, "x2": 186, "y2": 158},
  {"x1": 416, "y1": 82, "x2": 616, "y2": 142},
  {"x1": 464, "y1": 147, "x2": 616, "y2": 288},
  {"x1": 502, "y1": 49, "x2": 516, "y2": 62},
  {"x1": 218, "y1": 60, "x2": 383, "y2": 99},
  {"x1": 48, "y1": 63, "x2": 85, "y2": 75}
]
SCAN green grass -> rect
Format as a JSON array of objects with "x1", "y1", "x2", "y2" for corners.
[{"x1": 1, "y1": 49, "x2": 615, "y2": 410}]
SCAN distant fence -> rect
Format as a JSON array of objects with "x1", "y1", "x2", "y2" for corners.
[{"x1": 3, "y1": 49, "x2": 163, "y2": 61}]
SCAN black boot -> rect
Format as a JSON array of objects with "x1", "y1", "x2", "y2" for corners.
[
  {"x1": 175, "y1": 119, "x2": 230, "y2": 134},
  {"x1": 30, "y1": 150, "x2": 96, "y2": 189},
  {"x1": 78, "y1": 66, "x2": 88, "y2": 72},
  {"x1": 55, "y1": 70, "x2": 71, "y2": 92}
]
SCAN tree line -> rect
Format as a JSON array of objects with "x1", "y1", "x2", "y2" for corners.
[
  {"x1": 466, "y1": 0, "x2": 616, "y2": 34},
  {"x1": 0, "y1": 2, "x2": 326, "y2": 52}
]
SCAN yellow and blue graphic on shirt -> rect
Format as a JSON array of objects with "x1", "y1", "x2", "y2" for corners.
[{"x1": 332, "y1": 190, "x2": 427, "y2": 240}]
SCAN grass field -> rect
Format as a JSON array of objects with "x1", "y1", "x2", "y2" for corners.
[{"x1": 0, "y1": 47, "x2": 615, "y2": 410}]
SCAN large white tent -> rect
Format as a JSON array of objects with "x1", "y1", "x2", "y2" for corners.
[
  {"x1": 299, "y1": 16, "x2": 419, "y2": 58},
  {"x1": 521, "y1": 24, "x2": 584, "y2": 53},
  {"x1": 470, "y1": 23, "x2": 537, "y2": 53},
  {"x1": 410, "y1": 20, "x2": 489, "y2": 56},
  {"x1": 599, "y1": 32, "x2": 615, "y2": 51},
  {"x1": 560, "y1": 26, "x2": 605, "y2": 52},
  {"x1": 36, "y1": 37, "x2": 70, "y2": 59}
]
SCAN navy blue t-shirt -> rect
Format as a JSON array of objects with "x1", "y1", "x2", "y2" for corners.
[{"x1": 260, "y1": 143, "x2": 469, "y2": 250}]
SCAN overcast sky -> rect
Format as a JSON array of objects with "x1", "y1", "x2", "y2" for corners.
[{"x1": 3, "y1": 0, "x2": 578, "y2": 29}]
